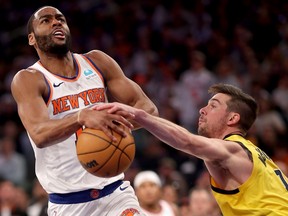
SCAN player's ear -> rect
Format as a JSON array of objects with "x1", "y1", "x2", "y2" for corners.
[
  {"x1": 227, "y1": 112, "x2": 240, "y2": 125},
  {"x1": 28, "y1": 33, "x2": 36, "y2": 46}
]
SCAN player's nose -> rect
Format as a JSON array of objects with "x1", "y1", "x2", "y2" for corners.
[
  {"x1": 199, "y1": 106, "x2": 206, "y2": 115},
  {"x1": 51, "y1": 18, "x2": 62, "y2": 26}
]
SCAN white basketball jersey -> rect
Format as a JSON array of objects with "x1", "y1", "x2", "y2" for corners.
[{"x1": 28, "y1": 53, "x2": 124, "y2": 194}]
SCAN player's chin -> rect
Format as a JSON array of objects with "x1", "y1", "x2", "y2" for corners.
[
  {"x1": 197, "y1": 125, "x2": 205, "y2": 135},
  {"x1": 52, "y1": 38, "x2": 67, "y2": 45}
]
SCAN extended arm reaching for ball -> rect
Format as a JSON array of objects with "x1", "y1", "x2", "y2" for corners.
[
  {"x1": 96, "y1": 101, "x2": 255, "y2": 191},
  {"x1": 96, "y1": 102, "x2": 224, "y2": 159}
]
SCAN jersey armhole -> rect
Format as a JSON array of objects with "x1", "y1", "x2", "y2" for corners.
[
  {"x1": 82, "y1": 54, "x2": 107, "y2": 87},
  {"x1": 42, "y1": 74, "x2": 51, "y2": 105}
]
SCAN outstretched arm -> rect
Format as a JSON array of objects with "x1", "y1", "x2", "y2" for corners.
[
  {"x1": 96, "y1": 102, "x2": 254, "y2": 189},
  {"x1": 97, "y1": 102, "x2": 255, "y2": 189},
  {"x1": 96, "y1": 102, "x2": 228, "y2": 161}
]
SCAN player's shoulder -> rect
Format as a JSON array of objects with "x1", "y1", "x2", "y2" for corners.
[
  {"x1": 12, "y1": 67, "x2": 44, "y2": 85},
  {"x1": 84, "y1": 50, "x2": 113, "y2": 63},
  {"x1": 85, "y1": 49, "x2": 107, "y2": 56}
]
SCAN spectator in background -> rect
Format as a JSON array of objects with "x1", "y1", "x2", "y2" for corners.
[
  {"x1": 26, "y1": 178, "x2": 48, "y2": 216},
  {"x1": 187, "y1": 187, "x2": 221, "y2": 216},
  {"x1": 133, "y1": 170, "x2": 179, "y2": 216},
  {"x1": 253, "y1": 92, "x2": 287, "y2": 156},
  {"x1": 136, "y1": 136, "x2": 170, "y2": 171},
  {"x1": 14, "y1": 186, "x2": 30, "y2": 216},
  {"x1": 0, "y1": 180, "x2": 28, "y2": 216},
  {"x1": 157, "y1": 157, "x2": 189, "y2": 199},
  {"x1": 214, "y1": 57, "x2": 243, "y2": 89},
  {"x1": 0, "y1": 136, "x2": 27, "y2": 186},
  {"x1": 186, "y1": 1, "x2": 212, "y2": 46},
  {"x1": 123, "y1": 159, "x2": 141, "y2": 184},
  {"x1": 172, "y1": 50, "x2": 216, "y2": 132},
  {"x1": 2, "y1": 121, "x2": 19, "y2": 141},
  {"x1": 272, "y1": 73, "x2": 288, "y2": 121},
  {"x1": 161, "y1": 184, "x2": 180, "y2": 215}
]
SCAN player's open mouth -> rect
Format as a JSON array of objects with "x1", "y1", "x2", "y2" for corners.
[
  {"x1": 53, "y1": 30, "x2": 65, "y2": 39},
  {"x1": 198, "y1": 117, "x2": 205, "y2": 125}
]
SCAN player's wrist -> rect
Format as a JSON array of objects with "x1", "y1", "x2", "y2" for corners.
[
  {"x1": 77, "y1": 109, "x2": 84, "y2": 125},
  {"x1": 134, "y1": 109, "x2": 147, "y2": 122}
]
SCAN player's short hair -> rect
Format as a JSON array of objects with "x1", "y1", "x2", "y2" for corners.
[
  {"x1": 26, "y1": 6, "x2": 53, "y2": 34},
  {"x1": 208, "y1": 83, "x2": 258, "y2": 134}
]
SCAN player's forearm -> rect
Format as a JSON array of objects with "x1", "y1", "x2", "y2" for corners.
[
  {"x1": 131, "y1": 99, "x2": 159, "y2": 130},
  {"x1": 28, "y1": 112, "x2": 81, "y2": 148},
  {"x1": 134, "y1": 110, "x2": 193, "y2": 153},
  {"x1": 134, "y1": 111, "x2": 214, "y2": 160}
]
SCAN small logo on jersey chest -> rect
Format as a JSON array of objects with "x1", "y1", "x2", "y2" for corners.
[
  {"x1": 84, "y1": 69, "x2": 93, "y2": 76},
  {"x1": 119, "y1": 185, "x2": 129, "y2": 191},
  {"x1": 84, "y1": 69, "x2": 97, "y2": 80},
  {"x1": 53, "y1": 82, "x2": 64, "y2": 87}
]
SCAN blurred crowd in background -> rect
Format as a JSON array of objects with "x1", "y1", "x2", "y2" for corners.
[{"x1": 0, "y1": 0, "x2": 288, "y2": 215}]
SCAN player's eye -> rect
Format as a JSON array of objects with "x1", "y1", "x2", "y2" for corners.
[
  {"x1": 210, "y1": 103, "x2": 216, "y2": 108},
  {"x1": 41, "y1": 19, "x2": 49, "y2": 24},
  {"x1": 58, "y1": 18, "x2": 66, "y2": 23}
]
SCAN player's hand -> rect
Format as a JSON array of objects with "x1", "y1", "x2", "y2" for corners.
[
  {"x1": 79, "y1": 108, "x2": 133, "y2": 141},
  {"x1": 93, "y1": 102, "x2": 137, "y2": 118}
]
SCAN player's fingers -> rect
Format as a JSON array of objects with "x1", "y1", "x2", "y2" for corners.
[
  {"x1": 114, "y1": 110, "x2": 133, "y2": 119},
  {"x1": 113, "y1": 115, "x2": 134, "y2": 129},
  {"x1": 105, "y1": 106, "x2": 121, "y2": 114},
  {"x1": 90, "y1": 102, "x2": 106, "y2": 110},
  {"x1": 109, "y1": 122, "x2": 127, "y2": 138},
  {"x1": 94, "y1": 103, "x2": 115, "y2": 111},
  {"x1": 98, "y1": 102, "x2": 126, "y2": 114},
  {"x1": 101, "y1": 126, "x2": 117, "y2": 142}
]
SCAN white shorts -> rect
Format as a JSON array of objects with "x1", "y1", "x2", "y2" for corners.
[{"x1": 47, "y1": 181, "x2": 146, "y2": 216}]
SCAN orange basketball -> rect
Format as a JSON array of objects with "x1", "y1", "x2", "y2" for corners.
[{"x1": 76, "y1": 125, "x2": 135, "y2": 178}]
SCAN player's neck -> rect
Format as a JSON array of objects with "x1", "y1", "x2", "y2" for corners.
[
  {"x1": 222, "y1": 128, "x2": 244, "y2": 139},
  {"x1": 142, "y1": 203, "x2": 162, "y2": 213},
  {"x1": 39, "y1": 52, "x2": 76, "y2": 77}
]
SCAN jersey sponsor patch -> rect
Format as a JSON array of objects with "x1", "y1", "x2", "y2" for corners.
[{"x1": 84, "y1": 69, "x2": 93, "y2": 76}]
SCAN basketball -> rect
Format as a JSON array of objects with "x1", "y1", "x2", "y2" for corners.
[{"x1": 76, "y1": 124, "x2": 135, "y2": 178}]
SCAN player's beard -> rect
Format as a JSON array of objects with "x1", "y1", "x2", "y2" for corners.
[
  {"x1": 35, "y1": 33, "x2": 72, "y2": 56},
  {"x1": 198, "y1": 118, "x2": 226, "y2": 138},
  {"x1": 198, "y1": 123, "x2": 210, "y2": 137}
]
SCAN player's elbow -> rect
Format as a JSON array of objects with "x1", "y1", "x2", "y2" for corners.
[
  {"x1": 29, "y1": 129, "x2": 50, "y2": 148},
  {"x1": 31, "y1": 136, "x2": 47, "y2": 148},
  {"x1": 150, "y1": 105, "x2": 159, "y2": 117},
  {"x1": 178, "y1": 137, "x2": 193, "y2": 152}
]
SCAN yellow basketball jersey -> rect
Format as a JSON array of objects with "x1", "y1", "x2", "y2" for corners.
[{"x1": 211, "y1": 134, "x2": 288, "y2": 216}]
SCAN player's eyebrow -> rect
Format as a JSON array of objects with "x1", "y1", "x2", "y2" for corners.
[
  {"x1": 209, "y1": 98, "x2": 222, "y2": 105},
  {"x1": 38, "y1": 14, "x2": 65, "y2": 20}
]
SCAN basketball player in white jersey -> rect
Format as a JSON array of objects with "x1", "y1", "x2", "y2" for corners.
[{"x1": 11, "y1": 6, "x2": 158, "y2": 216}]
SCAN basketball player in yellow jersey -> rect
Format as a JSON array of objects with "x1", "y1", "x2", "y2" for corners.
[
  {"x1": 97, "y1": 83, "x2": 288, "y2": 216},
  {"x1": 11, "y1": 6, "x2": 158, "y2": 216}
]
